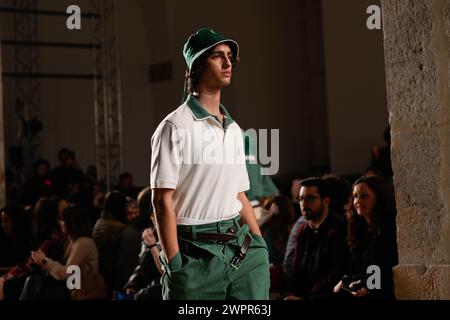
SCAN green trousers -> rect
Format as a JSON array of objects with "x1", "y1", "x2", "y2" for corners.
[{"x1": 160, "y1": 215, "x2": 270, "y2": 300}]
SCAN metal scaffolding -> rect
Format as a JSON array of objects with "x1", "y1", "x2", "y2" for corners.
[
  {"x1": 91, "y1": 0, "x2": 123, "y2": 189},
  {"x1": 0, "y1": 0, "x2": 123, "y2": 189},
  {"x1": 13, "y1": 0, "x2": 40, "y2": 176}
]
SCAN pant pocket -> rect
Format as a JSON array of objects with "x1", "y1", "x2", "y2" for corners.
[
  {"x1": 250, "y1": 233, "x2": 269, "y2": 251},
  {"x1": 160, "y1": 251, "x2": 183, "y2": 275},
  {"x1": 168, "y1": 252, "x2": 183, "y2": 272}
]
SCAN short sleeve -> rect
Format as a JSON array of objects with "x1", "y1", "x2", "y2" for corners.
[
  {"x1": 237, "y1": 130, "x2": 250, "y2": 192},
  {"x1": 150, "y1": 121, "x2": 183, "y2": 189}
]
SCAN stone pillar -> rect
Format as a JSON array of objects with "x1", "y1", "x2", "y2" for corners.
[
  {"x1": 381, "y1": 0, "x2": 450, "y2": 299},
  {"x1": 0, "y1": 39, "x2": 5, "y2": 208}
]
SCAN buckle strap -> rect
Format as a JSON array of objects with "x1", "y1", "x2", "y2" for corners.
[
  {"x1": 194, "y1": 232, "x2": 238, "y2": 241},
  {"x1": 231, "y1": 233, "x2": 252, "y2": 270},
  {"x1": 178, "y1": 218, "x2": 245, "y2": 241}
]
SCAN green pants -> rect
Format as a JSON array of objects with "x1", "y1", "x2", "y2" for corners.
[{"x1": 160, "y1": 215, "x2": 270, "y2": 300}]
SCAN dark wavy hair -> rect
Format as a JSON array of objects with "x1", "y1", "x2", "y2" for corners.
[
  {"x1": 185, "y1": 44, "x2": 239, "y2": 95},
  {"x1": 61, "y1": 204, "x2": 92, "y2": 240},
  {"x1": 32, "y1": 197, "x2": 60, "y2": 248},
  {"x1": 260, "y1": 196, "x2": 295, "y2": 253},
  {"x1": 322, "y1": 174, "x2": 351, "y2": 217},
  {"x1": 299, "y1": 177, "x2": 331, "y2": 199},
  {"x1": 347, "y1": 175, "x2": 396, "y2": 256},
  {"x1": 1, "y1": 204, "x2": 32, "y2": 240},
  {"x1": 103, "y1": 191, "x2": 127, "y2": 224}
]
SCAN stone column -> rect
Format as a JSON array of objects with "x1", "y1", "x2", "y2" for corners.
[
  {"x1": 0, "y1": 39, "x2": 5, "y2": 208},
  {"x1": 381, "y1": 0, "x2": 450, "y2": 299}
]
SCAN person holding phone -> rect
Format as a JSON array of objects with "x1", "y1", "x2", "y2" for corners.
[{"x1": 333, "y1": 175, "x2": 398, "y2": 300}]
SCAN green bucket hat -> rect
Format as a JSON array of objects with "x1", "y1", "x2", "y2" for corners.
[{"x1": 183, "y1": 28, "x2": 239, "y2": 71}]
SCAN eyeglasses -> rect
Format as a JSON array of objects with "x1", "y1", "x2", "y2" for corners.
[{"x1": 299, "y1": 195, "x2": 321, "y2": 204}]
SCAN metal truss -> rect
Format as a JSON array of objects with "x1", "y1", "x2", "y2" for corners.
[
  {"x1": 1, "y1": 0, "x2": 122, "y2": 189},
  {"x1": 91, "y1": 0, "x2": 123, "y2": 190},
  {"x1": 13, "y1": 0, "x2": 40, "y2": 177}
]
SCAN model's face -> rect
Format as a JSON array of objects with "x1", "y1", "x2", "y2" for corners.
[
  {"x1": 199, "y1": 43, "x2": 233, "y2": 88},
  {"x1": 353, "y1": 183, "x2": 377, "y2": 218},
  {"x1": 299, "y1": 186, "x2": 325, "y2": 221},
  {"x1": 1, "y1": 212, "x2": 12, "y2": 235}
]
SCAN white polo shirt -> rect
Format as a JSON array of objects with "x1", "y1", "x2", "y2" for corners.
[{"x1": 150, "y1": 94, "x2": 250, "y2": 225}]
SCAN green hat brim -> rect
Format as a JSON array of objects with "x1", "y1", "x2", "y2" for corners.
[{"x1": 188, "y1": 39, "x2": 239, "y2": 71}]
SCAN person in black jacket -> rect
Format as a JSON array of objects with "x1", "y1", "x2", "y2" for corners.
[
  {"x1": 333, "y1": 175, "x2": 398, "y2": 300},
  {"x1": 122, "y1": 226, "x2": 162, "y2": 300},
  {"x1": 284, "y1": 177, "x2": 348, "y2": 300},
  {"x1": 114, "y1": 187, "x2": 152, "y2": 290}
]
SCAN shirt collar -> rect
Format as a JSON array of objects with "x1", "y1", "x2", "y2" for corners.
[{"x1": 185, "y1": 94, "x2": 235, "y2": 129}]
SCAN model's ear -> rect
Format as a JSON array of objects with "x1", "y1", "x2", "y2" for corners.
[{"x1": 323, "y1": 196, "x2": 331, "y2": 207}]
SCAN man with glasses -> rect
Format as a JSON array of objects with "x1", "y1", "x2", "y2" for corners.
[
  {"x1": 150, "y1": 29, "x2": 269, "y2": 300},
  {"x1": 284, "y1": 177, "x2": 348, "y2": 300}
]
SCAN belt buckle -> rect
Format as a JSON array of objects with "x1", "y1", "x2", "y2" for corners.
[{"x1": 230, "y1": 256, "x2": 241, "y2": 270}]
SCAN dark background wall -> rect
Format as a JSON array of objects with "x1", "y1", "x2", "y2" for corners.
[
  {"x1": 0, "y1": 0, "x2": 389, "y2": 186},
  {"x1": 322, "y1": 0, "x2": 388, "y2": 175}
]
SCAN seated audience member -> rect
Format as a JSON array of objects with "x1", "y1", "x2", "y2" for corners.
[
  {"x1": 115, "y1": 187, "x2": 152, "y2": 290},
  {"x1": 284, "y1": 174, "x2": 351, "y2": 286},
  {"x1": 90, "y1": 182, "x2": 106, "y2": 226},
  {"x1": 121, "y1": 226, "x2": 162, "y2": 300},
  {"x1": 117, "y1": 172, "x2": 140, "y2": 199},
  {"x1": 370, "y1": 126, "x2": 393, "y2": 182},
  {"x1": 23, "y1": 205, "x2": 106, "y2": 300},
  {"x1": 284, "y1": 177, "x2": 348, "y2": 300},
  {"x1": 0, "y1": 198, "x2": 64, "y2": 300},
  {"x1": 261, "y1": 196, "x2": 295, "y2": 265},
  {"x1": 51, "y1": 148, "x2": 84, "y2": 199},
  {"x1": 322, "y1": 174, "x2": 352, "y2": 221},
  {"x1": 333, "y1": 175, "x2": 398, "y2": 300},
  {"x1": 290, "y1": 178, "x2": 302, "y2": 220},
  {"x1": 0, "y1": 205, "x2": 32, "y2": 269},
  {"x1": 5, "y1": 168, "x2": 21, "y2": 206},
  {"x1": 125, "y1": 197, "x2": 139, "y2": 223},
  {"x1": 260, "y1": 196, "x2": 295, "y2": 297},
  {"x1": 93, "y1": 191, "x2": 127, "y2": 296},
  {"x1": 21, "y1": 159, "x2": 55, "y2": 206}
]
